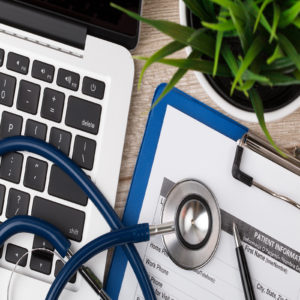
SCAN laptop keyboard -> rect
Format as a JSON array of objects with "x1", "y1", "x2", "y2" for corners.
[{"x1": 0, "y1": 47, "x2": 106, "y2": 284}]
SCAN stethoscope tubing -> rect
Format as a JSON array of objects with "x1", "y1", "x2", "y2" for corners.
[
  {"x1": 46, "y1": 223, "x2": 150, "y2": 300},
  {"x1": 0, "y1": 215, "x2": 70, "y2": 257},
  {"x1": 0, "y1": 137, "x2": 155, "y2": 300}
]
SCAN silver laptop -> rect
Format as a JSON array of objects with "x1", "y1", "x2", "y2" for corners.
[{"x1": 0, "y1": 1, "x2": 142, "y2": 299}]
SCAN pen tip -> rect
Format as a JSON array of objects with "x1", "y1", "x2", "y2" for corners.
[{"x1": 232, "y1": 223, "x2": 242, "y2": 247}]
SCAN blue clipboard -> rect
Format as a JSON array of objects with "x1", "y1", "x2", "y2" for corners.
[{"x1": 106, "y1": 84, "x2": 248, "y2": 299}]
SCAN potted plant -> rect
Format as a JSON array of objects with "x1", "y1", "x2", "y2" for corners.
[{"x1": 111, "y1": 1, "x2": 300, "y2": 153}]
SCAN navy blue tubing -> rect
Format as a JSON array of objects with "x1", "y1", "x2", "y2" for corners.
[
  {"x1": 0, "y1": 137, "x2": 155, "y2": 300},
  {"x1": 46, "y1": 223, "x2": 150, "y2": 300},
  {"x1": 0, "y1": 215, "x2": 70, "y2": 257}
]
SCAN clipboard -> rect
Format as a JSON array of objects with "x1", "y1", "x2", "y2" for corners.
[{"x1": 106, "y1": 84, "x2": 300, "y2": 300}]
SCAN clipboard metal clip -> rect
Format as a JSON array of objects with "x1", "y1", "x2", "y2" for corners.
[{"x1": 232, "y1": 132, "x2": 300, "y2": 210}]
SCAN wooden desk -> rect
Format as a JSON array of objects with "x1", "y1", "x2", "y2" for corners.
[{"x1": 115, "y1": 0, "x2": 300, "y2": 216}]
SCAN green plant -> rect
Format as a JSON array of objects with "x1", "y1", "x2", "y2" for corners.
[{"x1": 111, "y1": 1, "x2": 300, "y2": 154}]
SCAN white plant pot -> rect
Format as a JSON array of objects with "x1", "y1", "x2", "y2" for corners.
[{"x1": 179, "y1": 0, "x2": 300, "y2": 123}]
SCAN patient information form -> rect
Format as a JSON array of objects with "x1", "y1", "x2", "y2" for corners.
[{"x1": 119, "y1": 106, "x2": 300, "y2": 300}]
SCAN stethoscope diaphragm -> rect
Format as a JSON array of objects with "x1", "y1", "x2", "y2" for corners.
[{"x1": 161, "y1": 179, "x2": 221, "y2": 270}]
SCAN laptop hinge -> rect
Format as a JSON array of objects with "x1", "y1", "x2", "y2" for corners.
[{"x1": 0, "y1": 0, "x2": 87, "y2": 49}]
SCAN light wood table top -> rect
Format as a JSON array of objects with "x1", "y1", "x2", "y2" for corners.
[{"x1": 114, "y1": 0, "x2": 300, "y2": 216}]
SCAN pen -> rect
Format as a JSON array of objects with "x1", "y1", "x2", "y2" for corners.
[
  {"x1": 232, "y1": 223, "x2": 256, "y2": 300},
  {"x1": 66, "y1": 250, "x2": 111, "y2": 300}
]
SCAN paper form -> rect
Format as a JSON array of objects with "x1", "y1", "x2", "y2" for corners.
[{"x1": 119, "y1": 106, "x2": 300, "y2": 300}]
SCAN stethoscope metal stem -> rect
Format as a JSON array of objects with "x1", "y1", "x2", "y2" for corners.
[
  {"x1": 149, "y1": 222, "x2": 175, "y2": 236},
  {"x1": 67, "y1": 250, "x2": 111, "y2": 300}
]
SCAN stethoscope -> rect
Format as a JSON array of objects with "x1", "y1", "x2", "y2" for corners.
[{"x1": 0, "y1": 136, "x2": 221, "y2": 300}]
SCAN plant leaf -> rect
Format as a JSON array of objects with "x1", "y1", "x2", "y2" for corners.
[
  {"x1": 269, "y1": 3, "x2": 280, "y2": 43},
  {"x1": 228, "y1": 4, "x2": 251, "y2": 51},
  {"x1": 279, "y1": 2, "x2": 300, "y2": 28},
  {"x1": 137, "y1": 41, "x2": 185, "y2": 89},
  {"x1": 111, "y1": 3, "x2": 215, "y2": 57},
  {"x1": 213, "y1": 31, "x2": 223, "y2": 76},
  {"x1": 231, "y1": 36, "x2": 264, "y2": 94},
  {"x1": 183, "y1": 0, "x2": 210, "y2": 21},
  {"x1": 222, "y1": 44, "x2": 249, "y2": 95},
  {"x1": 222, "y1": 44, "x2": 265, "y2": 96},
  {"x1": 249, "y1": 89, "x2": 285, "y2": 156},
  {"x1": 262, "y1": 57, "x2": 296, "y2": 71},
  {"x1": 201, "y1": 0, "x2": 215, "y2": 17},
  {"x1": 262, "y1": 72, "x2": 300, "y2": 86},
  {"x1": 135, "y1": 56, "x2": 231, "y2": 77},
  {"x1": 151, "y1": 51, "x2": 199, "y2": 109},
  {"x1": 209, "y1": 0, "x2": 236, "y2": 9},
  {"x1": 293, "y1": 17, "x2": 300, "y2": 29},
  {"x1": 283, "y1": 27, "x2": 300, "y2": 54},
  {"x1": 243, "y1": 70, "x2": 271, "y2": 83},
  {"x1": 222, "y1": 44, "x2": 239, "y2": 76},
  {"x1": 238, "y1": 57, "x2": 266, "y2": 92},
  {"x1": 294, "y1": 69, "x2": 300, "y2": 80},
  {"x1": 223, "y1": 31, "x2": 239, "y2": 38},
  {"x1": 278, "y1": 33, "x2": 300, "y2": 71},
  {"x1": 238, "y1": 56, "x2": 268, "y2": 92},
  {"x1": 187, "y1": 28, "x2": 207, "y2": 43},
  {"x1": 248, "y1": 0, "x2": 273, "y2": 38},
  {"x1": 267, "y1": 45, "x2": 283, "y2": 65},
  {"x1": 202, "y1": 20, "x2": 235, "y2": 31},
  {"x1": 236, "y1": 81, "x2": 254, "y2": 92},
  {"x1": 218, "y1": 9, "x2": 230, "y2": 20},
  {"x1": 222, "y1": 45, "x2": 270, "y2": 87},
  {"x1": 151, "y1": 69, "x2": 188, "y2": 110},
  {"x1": 253, "y1": 0, "x2": 272, "y2": 33},
  {"x1": 137, "y1": 28, "x2": 207, "y2": 89}
]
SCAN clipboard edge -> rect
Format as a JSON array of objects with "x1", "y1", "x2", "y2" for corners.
[{"x1": 106, "y1": 84, "x2": 248, "y2": 299}]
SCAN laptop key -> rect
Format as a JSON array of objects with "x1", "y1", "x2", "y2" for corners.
[
  {"x1": 25, "y1": 119, "x2": 47, "y2": 141},
  {"x1": 32, "y1": 197, "x2": 85, "y2": 242},
  {"x1": 72, "y1": 136, "x2": 96, "y2": 170},
  {"x1": 49, "y1": 128, "x2": 71, "y2": 156},
  {"x1": 82, "y1": 77, "x2": 105, "y2": 100},
  {"x1": 55, "y1": 260, "x2": 76, "y2": 283},
  {"x1": 24, "y1": 157, "x2": 48, "y2": 192},
  {"x1": 7, "y1": 52, "x2": 29, "y2": 75},
  {"x1": 0, "y1": 111, "x2": 23, "y2": 139},
  {"x1": 17, "y1": 80, "x2": 41, "y2": 115},
  {"x1": 0, "y1": 152, "x2": 23, "y2": 184},
  {"x1": 5, "y1": 244, "x2": 28, "y2": 267},
  {"x1": 41, "y1": 88, "x2": 65, "y2": 123},
  {"x1": 32, "y1": 60, "x2": 55, "y2": 83},
  {"x1": 48, "y1": 165, "x2": 88, "y2": 206},
  {"x1": 30, "y1": 254, "x2": 52, "y2": 275},
  {"x1": 0, "y1": 49, "x2": 4, "y2": 66},
  {"x1": 57, "y1": 69, "x2": 80, "y2": 91},
  {"x1": 31, "y1": 235, "x2": 54, "y2": 274},
  {"x1": 6, "y1": 188, "x2": 30, "y2": 218},
  {"x1": 33, "y1": 235, "x2": 54, "y2": 253},
  {"x1": 65, "y1": 96, "x2": 101, "y2": 135},
  {"x1": 0, "y1": 73, "x2": 16, "y2": 107},
  {"x1": 0, "y1": 185, "x2": 5, "y2": 215}
]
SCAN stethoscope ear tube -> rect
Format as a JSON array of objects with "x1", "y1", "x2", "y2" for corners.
[
  {"x1": 0, "y1": 215, "x2": 71, "y2": 257},
  {"x1": 0, "y1": 136, "x2": 155, "y2": 300},
  {"x1": 46, "y1": 223, "x2": 150, "y2": 300}
]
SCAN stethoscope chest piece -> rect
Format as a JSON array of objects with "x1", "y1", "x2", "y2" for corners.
[{"x1": 162, "y1": 179, "x2": 221, "y2": 270}]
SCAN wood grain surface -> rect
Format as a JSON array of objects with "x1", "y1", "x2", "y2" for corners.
[{"x1": 114, "y1": 0, "x2": 300, "y2": 216}]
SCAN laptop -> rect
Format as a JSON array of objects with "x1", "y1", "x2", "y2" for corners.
[{"x1": 0, "y1": 0, "x2": 142, "y2": 299}]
